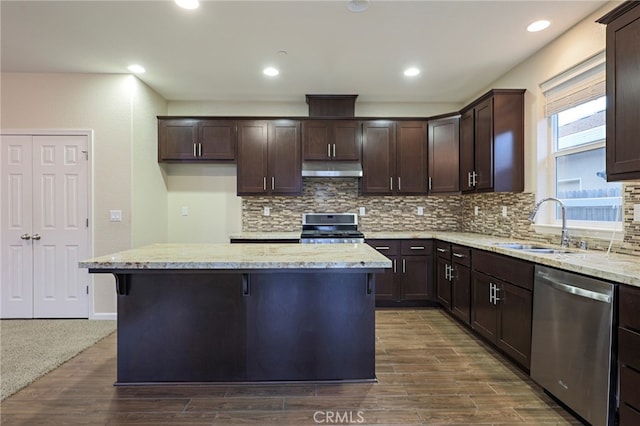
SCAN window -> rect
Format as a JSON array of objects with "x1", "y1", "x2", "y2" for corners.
[{"x1": 542, "y1": 51, "x2": 622, "y2": 229}]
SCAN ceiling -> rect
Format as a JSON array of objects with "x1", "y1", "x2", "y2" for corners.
[{"x1": 1, "y1": 1, "x2": 611, "y2": 104}]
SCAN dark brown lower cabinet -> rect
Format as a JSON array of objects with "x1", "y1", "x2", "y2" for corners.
[
  {"x1": 436, "y1": 256, "x2": 452, "y2": 310},
  {"x1": 367, "y1": 239, "x2": 433, "y2": 306},
  {"x1": 619, "y1": 285, "x2": 640, "y2": 425},
  {"x1": 471, "y1": 250, "x2": 533, "y2": 371}
]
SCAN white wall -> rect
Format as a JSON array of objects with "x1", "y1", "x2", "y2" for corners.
[{"x1": 0, "y1": 73, "x2": 168, "y2": 316}]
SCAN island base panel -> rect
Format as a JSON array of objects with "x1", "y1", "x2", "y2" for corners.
[{"x1": 116, "y1": 271, "x2": 375, "y2": 383}]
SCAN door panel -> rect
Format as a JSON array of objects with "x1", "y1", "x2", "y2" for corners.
[
  {"x1": 1, "y1": 135, "x2": 34, "y2": 318},
  {"x1": 361, "y1": 121, "x2": 396, "y2": 194},
  {"x1": 401, "y1": 255, "x2": 431, "y2": 300},
  {"x1": 269, "y1": 120, "x2": 301, "y2": 195},
  {"x1": 474, "y1": 99, "x2": 494, "y2": 191},
  {"x1": 237, "y1": 121, "x2": 269, "y2": 194},
  {"x1": 32, "y1": 135, "x2": 89, "y2": 318},
  {"x1": 396, "y1": 121, "x2": 427, "y2": 194},
  {"x1": 472, "y1": 272, "x2": 498, "y2": 342}
]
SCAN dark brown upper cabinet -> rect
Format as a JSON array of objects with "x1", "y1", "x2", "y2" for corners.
[
  {"x1": 158, "y1": 118, "x2": 236, "y2": 162},
  {"x1": 236, "y1": 120, "x2": 301, "y2": 196},
  {"x1": 302, "y1": 120, "x2": 361, "y2": 161},
  {"x1": 361, "y1": 120, "x2": 428, "y2": 195},
  {"x1": 459, "y1": 89, "x2": 525, "y2": 194},
  {"x1": 428, "y1": 115, "x2": 460, "y2": 194},
  {"x1": 598, "y1": 2, "x2": 640, "y2": 181}
]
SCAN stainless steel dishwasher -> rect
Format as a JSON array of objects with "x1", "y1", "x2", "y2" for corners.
[{"x1": 531, "y1": 265, "x2": 615, "y2": 426}]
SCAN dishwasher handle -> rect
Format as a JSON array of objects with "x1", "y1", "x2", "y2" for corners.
[{"x1": 537, "y1": 272, "x2": 612, "y2": 303}]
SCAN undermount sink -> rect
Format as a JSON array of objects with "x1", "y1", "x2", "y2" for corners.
[{"x1": 493, "y1": 242, "x2": 574, "y2": 254}]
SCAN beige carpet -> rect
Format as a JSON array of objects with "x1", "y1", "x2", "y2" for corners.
[{"x1": 0, "y1": 319, "x2": 116, "y2": 400}]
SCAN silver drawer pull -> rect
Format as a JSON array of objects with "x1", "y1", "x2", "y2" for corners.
[
  {"x1": 375, "y1": 246, "x2": 390, "y2": 250},
  {"x1": 436, "y1": 248, "x2": 447, "y2": 252},
  {"x1": 453, "y1": 253, "x2": 465, "y2": 258},
  {"x1": 410, "y1": 246, "x2": 425, "y2": 250}
]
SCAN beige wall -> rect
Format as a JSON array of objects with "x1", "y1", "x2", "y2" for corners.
[{"x1": 1, "y1": 73, "x2": 168, "y2": 317}]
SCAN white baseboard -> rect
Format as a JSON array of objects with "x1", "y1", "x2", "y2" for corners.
[{"x1": 90, "y1": 312, "x2": 117, "y2": 321}]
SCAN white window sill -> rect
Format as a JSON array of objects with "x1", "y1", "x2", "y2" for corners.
[{"x1": 532, "y1": 223, "x2": 623, "y2": 242}]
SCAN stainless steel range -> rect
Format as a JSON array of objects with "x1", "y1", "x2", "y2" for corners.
[{"x1": 300, "y1": 213, "x2": 365, "y2": 244}]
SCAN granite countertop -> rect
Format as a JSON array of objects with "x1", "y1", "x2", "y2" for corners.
[
  {"x1": 229, "y1": 231, "x2": 640, "y2": 288},
  {"x1": 79, "y1": 243, "x2": 392, "y2": 271}
]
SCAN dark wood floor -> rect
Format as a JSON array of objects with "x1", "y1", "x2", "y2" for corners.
[{"x1": 0, "y1": 309, "x2": 579, "y2": 425}]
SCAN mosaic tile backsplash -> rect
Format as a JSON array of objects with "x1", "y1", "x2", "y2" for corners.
[{"x1": 242, "y1": 178, "x2": 640, "y2": 256}]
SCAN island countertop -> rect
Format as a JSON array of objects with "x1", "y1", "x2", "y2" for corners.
[{"x1": 79, "y1": 243, "x2": 392, "y2": 271}]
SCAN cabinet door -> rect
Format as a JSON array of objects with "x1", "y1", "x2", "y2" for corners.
[
  {"x1": 471, "y1": 271, "x2": 498, "y2": 342},
  {"x1": 474, "y1": 98, "x2": 494, "y2": 191},
  {"x1": 497, "y1": 282, "x2": 532, "y2": 369},
  {"x1": 268, "y1": 120, "x2": 301, "y2": 195},
  {"x1": 459, "y1": 109, "x2": 475, "y2": 193},
  {"x1": 436, "y1": 257, "x2": 451, "y2": 310},
  {"x1": 158, "y1": 119, "x2": 197, "y2": 161},
  {"x1": 198, "y1": 120, "x2": 236, "y2": 160},
  {"x1": 237, "y1": 121, "x2": 269, "y2": 195},
  {"x1": 605, "y1": 5, "x2": 640, "y2": 181},
  {"x1": 401, "y1": 254, "x2": 432, "y2": 300},
  {"x1": 396, "y1": 121, "x2": 428, "y2": 194},
  {"x1": 361, "y1": 121, "x2": 396, "y2": 194},
  {"x1": 333, "y1": 121, "x2": 361, "y2": 161},
  {"x1": 302, "y1": 121, "x2": 331, "y2": 160},
  {"x1": 428, "y1": 116, "x2": 460, "y2": 193},
  {"x1": 451, "y1": 264, "x2": 471, "y2": 324},
  {"x1": 375, "y1": 255, "x2": 397, "y2": 300}
]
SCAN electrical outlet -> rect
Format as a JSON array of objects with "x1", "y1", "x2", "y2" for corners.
[
  {"x1": 634, "y1": 204, "x2": 640, "y2": 223},
  {"x1": 474, "y1": 206, "x2": 479, "y2": 216},
  {"x1": 359, "y1": 207, "x2": 366, "y2": 216},
  {"x1": 181, "y1": 206, "x2": 189, "y2": 216},
  {"x1": 263, "y1": 207, "x2": 270, "y2": 216},
  {"x1": 417, "y1": 207, "x2": 424, "y2": 216},
  {"x1": 502, "y1": 206, "x2": 508, "y2": 217}
]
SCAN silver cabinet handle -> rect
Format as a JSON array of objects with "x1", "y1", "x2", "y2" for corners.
[
  {"x1": 32, "y1": 234, "x2": 41, "y2": 241},
  {"x1": 402, "y1": 258, "x2": 406, "y2": 274},
  {"x1": 327, "y1": 144, "x2": 331, "y2": 158},
  {"x1": 428, "y1": 177, "x2": 432, "y2": 190},
  {"x1": 333, "y1": 144, "x2": 336, "y2": 157},
  {"x1": 20, "y1": 234, "x2": 31, "y2": 240},
  {"x1": 271, "y1": 177, "x2": 275, "y2": 190},
  {"x1": 489, "y1": 283, "x2": 495, "y2": 304},
  {"x1": 263, "y1": 177, "x2": 266, "y2": 191},
  {"x1": 393, "y1": 259, "x2": 397, "y2": 273},
  {"x1": 494, "y1": 286, "x2": 501, "y2": 303},
  {"x1": 390, "y1": 177, "x2": 393, "y2": 191},
  {"x1": 398, "y1": 177, "x2": 401, "y2": 191},
  {"x1": 193, "y1": 143, "x2": 197, "y2": 157},
  {"x1": 375, "y1": 246, "x2": 390, "y2": 250},
  {"x1": 410, "y1": 246, "x2": 425, "y2": 250},
  {"x1": 472, "y1": 171, "x2": 477, "y2": 187},
  {"x1": 467, "y1": 171, "x2": 472, "y2": 187},
  {"x1": 198, "y1": 143, "x2": 202, "y2": 157},
  {"x1": 444, "y1": 264, "x2": 451, "y2": 280},
  {"x1": 453, "y1": 253, "x2": 465, "y2": 258},
  {"x1": 436, "y1": 248, "x2": 447, "y2": 253}
]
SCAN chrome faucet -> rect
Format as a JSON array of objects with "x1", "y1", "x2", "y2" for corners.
[{"x1": 529, "y1": 197, "x2": 570, "y2": 248}]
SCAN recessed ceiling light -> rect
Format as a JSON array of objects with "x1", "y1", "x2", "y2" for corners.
[
  {"x1": 263, "y1": 67, "x2": 279, "y2": 77},
  {"x1": 175, "y1": 0, "x2": 199, "y2": 10},
  {"x1": 527, "y1": 20, "x2": 550, "y2": 32},
  {"x1": 127, "y1": 64, "x2": 146, "y2": 74},
  {"x1": 347, "y1": 0, "x2": 370, "y2": 13},
  {"x1": 404, "y1": 67, "x2": 420, "y2": 77}
]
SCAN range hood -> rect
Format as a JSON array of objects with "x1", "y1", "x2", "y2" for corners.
[{"x1": 301, "y1": 161, "x2": 363, "y2": 178}]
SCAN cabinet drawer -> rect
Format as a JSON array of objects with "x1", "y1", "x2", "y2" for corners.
[
  {"x1": 366, "y1": 240, "x2": 400, "y2": 256},
  {"x1": 435, "y1": 241, "x2": 451, "y2": 259},
  {"x1": 621, "y1": 365, "x2": 640, "y2": 411},
  {"x1": 473, "y1": 250, "x2": 533, "y2": 290},
  {"x1": 401, "y1": 240, "x2": 433, "y2": 255},
  {"x1": 620, "y1": 402, "x2": 640, "y2": 426},
  {"x1": 620, "y1": 285, "x2": 640, "y2": 332},
  {"x1": 620, "y1": 327, "x2": 640, "y2": 370},
  {"x1": 451, "y1": 245, "x2": 471, "y2": 267}
]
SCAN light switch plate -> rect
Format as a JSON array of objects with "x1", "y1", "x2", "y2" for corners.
[
  {"x1": 263, "y1": 206, "x2": 270, "y2": 216},
  {"x1": 359, "y1": 207, "x2": 366, "y2": 216},
  {"x1": 109, "y1": 210, "x2": 122, "y2": 222},
  {"x1": 634, "y1": 204, "x2": 640, "y2": 222},
  {"x1": 502, "y1": 206, "x2": 508, "y2": 217},
  {"x1": 474, "y1": 206, "x2": 479, "y2": 216},
  {"x1": 417, "y1": 207, "x2": 424, "y2": 216}
]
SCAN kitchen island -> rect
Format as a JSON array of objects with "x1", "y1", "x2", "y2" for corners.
[{"x1": 80, "y1": 243, "x2": 391, "y2": 384}]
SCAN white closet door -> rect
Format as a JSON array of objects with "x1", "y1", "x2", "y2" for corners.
[
  {"x1": 32, "y1": 135, "x2": 89, "y2": 318},
  {"x1": 1, "y1": 134, "x2": 89, "y2": 318},
  {"x1": 1, "y1": 135, "x2": 35, "y2": 318}
]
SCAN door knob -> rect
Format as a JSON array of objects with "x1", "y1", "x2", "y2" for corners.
[
  {"x1": 31, "y1": 234, "x2": 41, "y2": 240},
  {"x1": 20, "y1": 234, "x2": 31, "y2": 240}
]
